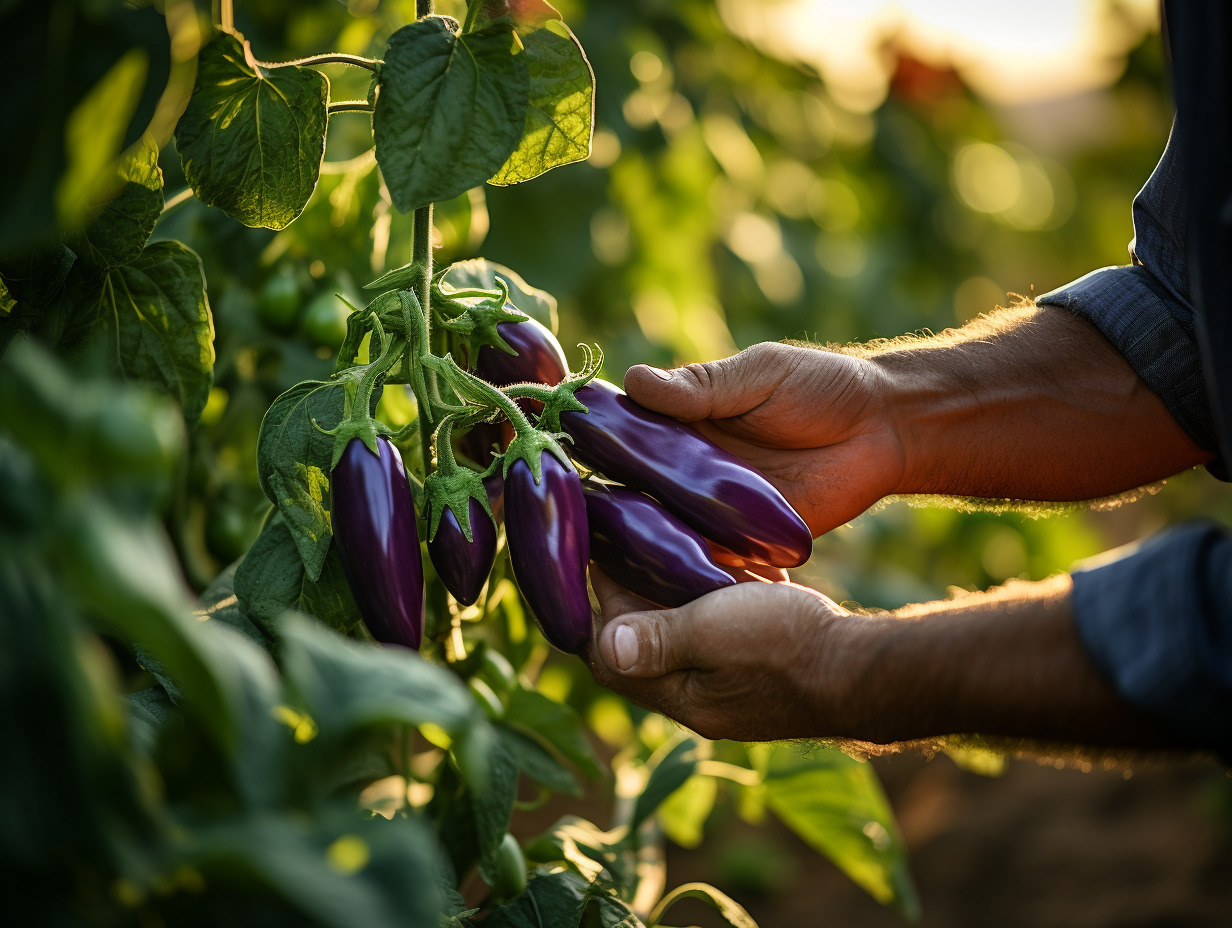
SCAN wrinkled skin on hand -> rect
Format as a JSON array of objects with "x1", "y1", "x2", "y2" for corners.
[
  {"x1": 585, "y1": 567, "x2": 851, "y2": 742},
  {"x1": 624, "y1": 341, "x2": 904, "y2": 536}
]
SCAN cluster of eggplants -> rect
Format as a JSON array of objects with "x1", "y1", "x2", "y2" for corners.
[
  {"x1": 461, "y1": 313, "x2": 811, "y2": 653},
  {"x1": 331, "y1": 436, "x2": 425, "y2": 649},
  {"x1": 330, "y1": 308, "x2": 811, "y2": 657}
]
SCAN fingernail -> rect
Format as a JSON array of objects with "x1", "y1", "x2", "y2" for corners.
[
  {"x1": 613, "y1": 625, "x2": 639, "y2": 670},
  {"x1": 643, "y1": 365, "x2": 673, "y2": 381}
]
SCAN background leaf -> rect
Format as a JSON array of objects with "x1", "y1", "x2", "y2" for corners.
[
  {"x1": 234, "y1": 513, "x2": 364, "y2": 638},
  {"x1": 175, "y1": 32, "x2": 328, "y2": 230},
  {"x1": 97, "y1": 240, "x2": 215, "y2": 424},
  {"x1": 490, "y1": 14, "x2": 595, "y2": 185},
  {"x1": 753, "y1": 744, "x2": 920, "y2": 918},
  {"x1": 374, "y1": 17, "x2": 529, "y2": 212},
  {"x1": 255, "y1": 378, "x2": 352, "y2": 578},
  {"x1": 75, "y1": 134, "x2": 164, "y2": 269}
]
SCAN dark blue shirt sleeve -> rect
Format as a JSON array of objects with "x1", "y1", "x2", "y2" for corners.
[
  {"x1": 1071, "y1": 524, "x2": 1232, "y2": 757},
  {"x1": 1036, "y1": 128, "x2": 1231, "y2": 758}
]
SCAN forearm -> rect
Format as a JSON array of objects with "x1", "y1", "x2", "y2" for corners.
[
  {"x1": 828, "y1": 575, "x2": 1182, "y2": 748},
  {"x1": 867, "y1": 304, "x2": 1211, "y2": 500}
]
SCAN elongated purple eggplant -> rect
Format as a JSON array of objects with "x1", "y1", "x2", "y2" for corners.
[
  {"x1": 560, "y1": 380, "x2": 813, "y2": 568},
  {"x1": 428, "y1": 498, "x2": 497, "y2": 607},
  {"x1": 504, "y1": 454, "x2": 591, "y2": 653},
  {"x1": 474, "y1": 315, "x2": 568, "y2": 390},
  {"x1": 331, "y1": 436, "x2": 424, "y2": 649},
  {"x1": 584, "y1": 486, "x2": 736, "y2": 607}
]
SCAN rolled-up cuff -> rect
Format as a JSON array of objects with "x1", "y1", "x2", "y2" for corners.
[
  {"x1": 1038, "y1": 265, "x2": 1224, "y2": 478},
  {"x1": 1070, "y1": 522, "x2": 1232, "y2": 758}
]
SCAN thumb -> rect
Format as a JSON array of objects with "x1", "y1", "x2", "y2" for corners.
[
  {"x1": 597, "y1": 608, "x2": 697, "y2": 678},
  {"x1": 624, "y1": 343, "x2": 785, "y2": 422}
]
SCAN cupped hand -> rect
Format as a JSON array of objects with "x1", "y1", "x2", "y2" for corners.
[
  {"x1": 585, "y1": 567, "x2": 852, "y2": 743},
  {"x1": 624, "y1": 341, "x2": 904, "y2": 536}
]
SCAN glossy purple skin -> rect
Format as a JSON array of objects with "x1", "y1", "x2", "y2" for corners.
[
  {"x1": 584, "y1": 487, "x2": 736, "y2": 607},
  {"x1": 504, "y1": 454, "x2": 591, "y2": 653},
  {"x1": 474, "y1": 315, "x2": 568, "y2": 390},
  {"x1": 331, "y1": 437, "x2": 424, "y2": 649},
  {"x1": 561, "y1": 380, "x2": 813, "y2": 568},
  {"x1": 428, "y1": 498, "x2": 497, "y2": 607}
]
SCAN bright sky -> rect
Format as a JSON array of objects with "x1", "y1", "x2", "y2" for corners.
[{"x1": 717, "y1": 0, "x2": 1160, "y2": 109}]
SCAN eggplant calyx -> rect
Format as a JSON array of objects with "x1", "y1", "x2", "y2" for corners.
[
  {"x1": 533, "y1": 345, "x2": 602, "y2": 431},
  {"x1": 501, "y1": 428, "x2": 573, "y2": 484},
  {"x1": 422, "y1": 465, "x2": 493, "y2": 543}
]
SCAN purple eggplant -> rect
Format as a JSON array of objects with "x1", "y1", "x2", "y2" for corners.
[
  {"x1": 428, "y1": 498, "x2": 498, "y2": 607},
  {"x1": 560, "y1": 380, "x2": 813, "y2": 568},
  {"x1": 584, "y1": 486, "x2": 736, "y2": 607},
  {"x1": 504, "y1": 454, "x2": 591, "y2": 653},
  {"x1": 474, "y1": 315, "x2": 568, "y2": 392},
  {"x1": 331, "y1": 436, "x2": 424, "y2": 649}
]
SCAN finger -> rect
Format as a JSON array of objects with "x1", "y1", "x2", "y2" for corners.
[
  {"x1": 623, "y1": 343, "x2": 790, "y2": 422},
  {"x1": 593, "y1": 602, "x2": 699, "y2": 679},
  {"x1": 590, "y1": 564, "x2": 658, "y2": 626}
]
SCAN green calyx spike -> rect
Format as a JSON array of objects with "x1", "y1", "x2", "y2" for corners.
[
  {"x1": 422, "y1": 464, "x2": 494, "y2": 543},
  {"x1": 501, "y1": 428, "x2": 573, "y2": 485},
  {"x1": 433, "y1": 277, "x2": 524, "y2": 360},
  {"x1": 533, "y1": 343, "x2": 603, "y2": 432}
]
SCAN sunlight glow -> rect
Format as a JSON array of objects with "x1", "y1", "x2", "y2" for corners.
[{"x1": 718, "y1": 0, "x2": 1159, "y2": 108}]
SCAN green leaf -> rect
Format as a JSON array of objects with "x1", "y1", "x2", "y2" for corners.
[
  {"x1": 96, "y1": 240, "x2": 215, "y2": 424},
  {"x1": 175, "y1": 32, "x2": 328, "y2": 230},
  {"x1": 484, "y1": 869, "x2": 644, "y2": 928},
  {"x1": 56, "y1": 48, "x2": 148, "y2": 230},
  {"x1": 495, "y1": 722, "x2": 582, "y2": 796},
  {"x1": 234, "y1": 513, "x2": 365, "y2": 639},
  {"x1": 255, "y1": 378, "x2": 351, "y2": 579},
  {"x1": 75, "y1": 133, "x2": 164, "y2": 269},
  {"x1": 374, "y1": 17, "x2": 528, "y2": 212},
  {"x1": 438, "y1": 258, "x2": 558, "y2": 331},
  {"x1": 278, "y1": 614, "x2": 479, "y2": 740},
  {"x1": 194, "y1": 562, "x2": 270, "y2": 649},
  {"x1": 630, "y1": 736, "x2": 702, "y2": 833},
  {"x1": 504, "y1": 685, "x2": 602, "y2": 780},
  {"x1": 524, "y1": 816, "x2": 630, "y2": 890},
  {"x1": 126, "y1": 686, "x2": 176, "y2": 754},
  {"x1": 191, "y1": 811, "x2": 442, "y2": 928},
  {"x1": 658, "y1": 774, "x2": 717, "y2": 849},
  {"x1": 648, "y1": 882, "x2": 757, "y2": 928},
  {"x1": 490, "y1": 12, "x2": 594, "y2": 186},
  {"x1": 753, "y1": 744, "x2": 920, "y2": 918}
]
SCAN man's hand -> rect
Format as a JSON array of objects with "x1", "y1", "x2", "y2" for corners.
[
  {"x1": 625, "y1": 307, "x2": 1212, "y2": 525},
  {"x1": 586, "y1": 568, "x2": 1186, "y2": 750},
  {"x1": 625, "y1": 341, "x2": 903, "y2": 536},
  {"x1": 586, "y1": 568, "x2": 851, "y2": 742}
]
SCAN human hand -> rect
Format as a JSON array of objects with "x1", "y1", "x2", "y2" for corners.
[
  {"x1": 624, "y1": 341, "x2": 903, "y2": 535},
  {"x1": 586, "y1": 567, "x2": 851, "y2": 742}
]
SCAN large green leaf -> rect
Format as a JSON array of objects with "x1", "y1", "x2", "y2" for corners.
[
  {"x1": 255, "y1": 378, "x2": 351, "y2": 579},
  {"x1": 438, "y1": 257, "x2": 558, "y2": 331},
  {"x1": 76, "y1": 134, "x2": 163, "y2": 269},
  {"x1": 495, "y1": 722, "x2": 582, "y2": 796},
  {"x1": 374, "y1": 16, "x2": 528, "y2": 212},
  {"x1": 753, "y1": 744, "x2": 920, "y2": 918},
  {"x1": 504, "y1": 685, "x2": 602, "y2": 780},
  {"x1": 97, "y1": 240, "x2": 215, "y2": 424},
  {"x1": 486, "y1": 3, "x2": 594, "y2": 186},
  {"x1": 175, "y1": 32, "x2": 328, "y2": 230},
  {"x1": 432, "y1": 736, "x2": 520, "y2": 885},
  {"x1": 278, "y1": 614, "x2": 479, "y2": 741},
  {"x1": 233, "y1": 513, "x2": 364, "y2": 639}
]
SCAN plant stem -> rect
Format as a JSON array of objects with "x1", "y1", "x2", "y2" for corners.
[
  {"x1": 161, "y1": 186, "x2": 195, "y2": 213},
  {"x1": 417, "y1": 0, "x2": 434, "y2": 18},
  {"x1": 254, "y1": 52, "x2": 382, "y2": 72},
  {"x1": 327, "y1": 100, "x2": 375, "y2": 115}
]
